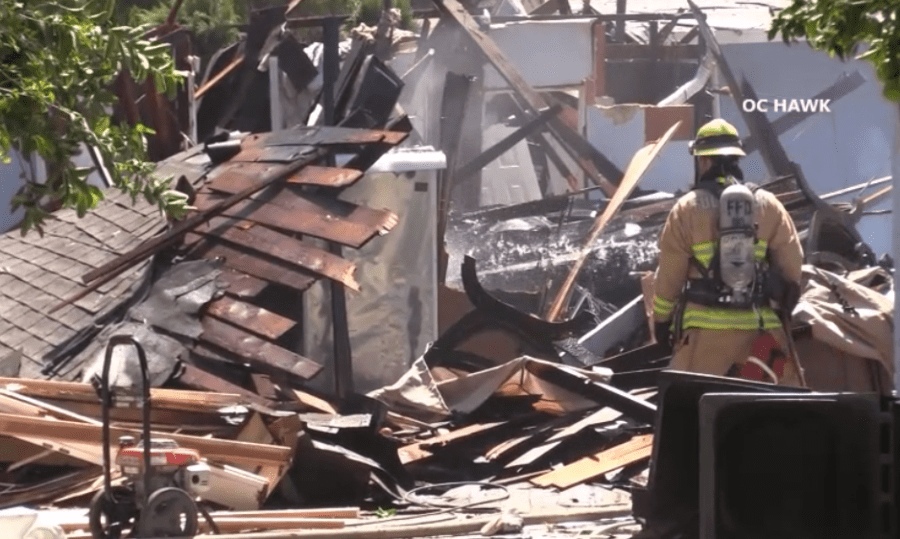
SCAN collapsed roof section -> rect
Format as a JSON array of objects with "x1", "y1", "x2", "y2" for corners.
[{"x1": 0, "y1": 123, "x2": 409, "y2": 387}]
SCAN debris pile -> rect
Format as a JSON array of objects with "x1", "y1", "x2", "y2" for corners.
[{"x1": 0, "y1": 0, "x2": 898, "y2": 538}]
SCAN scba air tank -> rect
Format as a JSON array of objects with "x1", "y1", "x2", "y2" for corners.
[{"x1": 718, "y1": 183, "x2": 757, "y2": 302}]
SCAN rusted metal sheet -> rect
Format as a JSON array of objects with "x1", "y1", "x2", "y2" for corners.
[
  {"x1": 203, "y1": 218, "x2": 360, "y2": 291},
  {"x1": 186, "y1": 233, "x2": 317, "y2": 292},
  {"x1": 217, "y1": 269, "x2": 269, "y2": 298},
  {"x1": 531, "y1": 434, "x2": 654, "y2": 489},
  {"x1": 206, "y1": 296, "x2": 296, "y2": 340},
  {"x1": 200, "y1": 317, "x2": 322, "y2": 380},
  {"x1": 192, "y1": 192, "x2": 395, "y2": 249}
]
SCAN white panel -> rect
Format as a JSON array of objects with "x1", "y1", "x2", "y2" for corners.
[
  {"x1": 483, "y1": 20, "x2": 594, "y2": 89},
  {"x1": 479, "y1": 123, "x2": 542, "y2": 207}
]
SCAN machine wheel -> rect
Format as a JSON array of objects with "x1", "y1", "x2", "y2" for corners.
[
  {"x1": 136, "y1": 487, "x2": 199, "y2": 537},
  {"x1": 88, "y1": 486, "x2": 138, "y2": 539}
]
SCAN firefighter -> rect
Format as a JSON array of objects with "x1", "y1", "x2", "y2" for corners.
[{"x1": 652, "y1": 119, "x2": 804, "y2": 385}]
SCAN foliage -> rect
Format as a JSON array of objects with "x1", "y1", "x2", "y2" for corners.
[
  {"x1": 123, "y1": 0, "x2": 247, "y2": 59},
  {"x1": 374, "y1": 507, "x2": 397, "y2": 518},
  {"x1": 0, "y1": 0, "x2": 188, "y2": 234},
  {"x1": 769, "y1": 0, "x2": 900, "y2": 102}
]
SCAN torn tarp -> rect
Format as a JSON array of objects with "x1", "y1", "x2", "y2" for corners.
[
  {"x1": 78, "y1": 259, "x2": 225, "y2": 387},
  {"x1": 794, "y1": 265, "x2": 894, "y2": 382}
]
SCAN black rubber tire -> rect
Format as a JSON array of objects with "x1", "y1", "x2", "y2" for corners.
[
  {"x1": 88, "y1": 486, "x2": 137, "y2": 539},
  {"x1": 136, "y1": 487, "x2": 199, "y2": 537}
]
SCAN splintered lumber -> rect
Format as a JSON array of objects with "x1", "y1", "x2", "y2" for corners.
[
  {"x1": 531, "y1": 434, "x2": 654, "y2": 489},
  {"x1": 198, "y1": 518, "x2": 345, "y2": 533},
  {"x1": 64, "y1": 517, "x2": 347, "y2": 534},
  {"x1": 292, "y1": 389, "x2": 339, "y2": 414},
  {"x1": 398, "y1": 421, "x2": 506, "y2": 464},
  {"x1": 61, "y1": 508, "x2": 360, "y2": 532},
  {"x1": 110, "y1": 505, "x2": 632, "y2": 539},
  {"x1": 0, "y1": 376, "x2": 246, "y2": 412},
  {"x1": 0, "y1": 392, "x2": 274, "y2": 510},
  {"x1": 544, "y1": 121, "x2": 681, "y2": 321},
  {"x1": 0, "y1": 412, "x2": 291, "y2": 469}
]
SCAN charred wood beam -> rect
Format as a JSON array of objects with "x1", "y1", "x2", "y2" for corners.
[
  {"x1": 433, "y1": 0, "x2": 622, "y2": 194},
  {"x1": 455, "y1": 104, "x2": 562, "y2": 183},
  {"x1": 531, "y1": 132, "x2": 579, "y2": 192},
  {"x1": 679, "y1": 26, "x2": 700, "y2": 44},
  {"x1": 615, "y1": 0, "x2": 627, "y2": 42},
  {"x1": 656, "y1": 12, "x2": 685, "y2": 44},
  {"x1": 437, "y1": 72, "x2": 474, "y2": 283},
  {"x1": 200, "y1": 317, "x2": 322, "y2": 381},
  {"x1": 79, "y1": 146, "x2": 322, "y2": 286}
]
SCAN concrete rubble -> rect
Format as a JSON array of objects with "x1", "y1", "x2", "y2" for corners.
[{"x1": 0, "y1": 0, "x2": 897, "y2": 538}]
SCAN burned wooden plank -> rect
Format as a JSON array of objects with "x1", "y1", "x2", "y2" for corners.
[
  {"x1": 432, "y1": 0, "x2": 621, "y2": 194},
  {"x1": 251, "y1": 374, "x2": 281, "y2": 402},
  {"x1": 79, "y1": 148, "x2": 323, "y2": 285},
  {"x1": 200, "y1": 218, "x2": 360, "y2": 290},
  {"x1": 455, "y1": 104, "x2": 562, "y2": 183},
  {"x1": 263, "y1": 126, "x2": 409, "y2": 147},
  {"x1": 208, "y1": 166, "x2": 364, "y2": 193},
  {"x1": 531, "y1": 434, "x2": 653, "y2": 489},
  {"x1": 193, "y1": 192, "x2": 393, "y2": 249},
  {"x1": 177, "y1": 363, "x2": 276, "y2": 410},
  {"x1": 79, "y1": 125, "x2": 405, "y2": 287},
  {"x1": 186, "y1": 235, "x2": 317, "y2": 292},
  {"x1": 217, "y1": 269, "x2": 269, "y2": 298},
  {"x1": 399, "y1": 421, "x2": 506, "y2": 464},
  {"x1": 206, "y1": 296, "x2": 296, "y2": 340},
  {"x1": 0, "y1": 412, "x2": 291, "y2": 468},
  {"x1": 200, "y1": 317, "x2": 322, "y2": 380}
]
